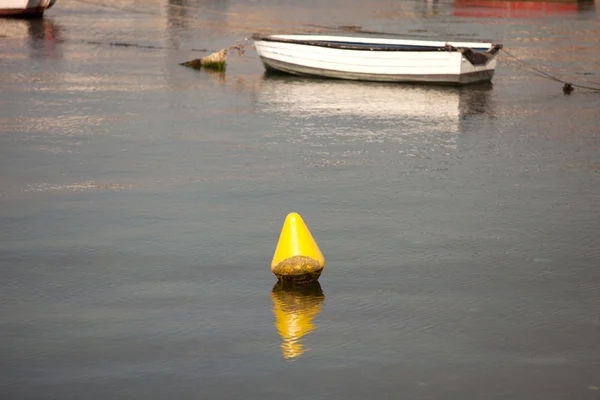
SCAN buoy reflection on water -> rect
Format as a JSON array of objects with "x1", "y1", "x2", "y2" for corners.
[{"x1": 271, "y1": 281, "x2": 325, "y2": 360}]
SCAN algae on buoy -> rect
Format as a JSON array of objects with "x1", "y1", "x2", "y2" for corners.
[
  {"x1": 271, "y1": 212, "x2": 325, "y2": 283},
  {"x1": 271, "y1": 281, "x2": 325, "y2": 359}
]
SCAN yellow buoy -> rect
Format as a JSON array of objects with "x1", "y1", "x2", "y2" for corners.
[
  {"x1": 271, "y1": 212, "x2": 325, "y2": 283},
  {"x1": 271, "y1": 281, "x2": 325, "y2": 359}
]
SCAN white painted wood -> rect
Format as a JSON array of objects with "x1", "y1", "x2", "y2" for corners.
[
  {"x1": 254, "y1": 35, "x2": 500, "y2": 85},
  {"x1": 269, "y1": 35, "x2": 493, "y2": 51},
  {"x1": 1, "y1": 0, "x2": 30, "y2": 7},
  {"x1": 0, "y1": 0, "x2": 54, "y2": 16}
]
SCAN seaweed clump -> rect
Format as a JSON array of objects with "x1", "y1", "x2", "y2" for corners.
[
  {"x1": 180, "y1": 44, "x2": 247, "y2": 72},
  {"x1": 272, "y1": 255, "x2": 324, "y2": 283},
  {"x1": 180, "y1": 49, "x2": 226, "y2": 71}
]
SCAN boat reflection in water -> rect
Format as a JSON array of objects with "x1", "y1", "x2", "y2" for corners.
[
  {"x1": 271, "y1": 281, "x2": 325, "y2": 360},
  {"x1": 27, "y1": 18, "x2": 62, "y2": 58},
  {"x1": 257, "y1": 71, "x2": 493, "y2": 132},
  {"x1": 0, "y1": 17, "x2": 62, "y2": 58}
]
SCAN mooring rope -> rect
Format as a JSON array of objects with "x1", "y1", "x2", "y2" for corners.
[{"x1": 501, "y1": 48, "x2": 600, "y2": 94}]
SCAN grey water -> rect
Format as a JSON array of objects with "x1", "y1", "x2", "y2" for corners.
[{"x1": 1, "y1": 0, "x2": 599, "y2": 399}]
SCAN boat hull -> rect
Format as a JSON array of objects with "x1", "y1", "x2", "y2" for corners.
[
  {"x1": 260, "y1": 56, "x2": 496, "y2": 85},
  {"x1": 254, "y1": 35, "x2": 500, "y2": 85},
  {"x1": 0, "y1": 0, "x2": 56, "y2": 18}
]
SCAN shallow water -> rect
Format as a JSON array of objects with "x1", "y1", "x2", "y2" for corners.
[{"x1": 1, "y1": 1, "x2": 600, "y2": 399}]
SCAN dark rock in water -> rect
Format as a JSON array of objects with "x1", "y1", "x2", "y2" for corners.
[
  {"x1": 180, "y1": 59, "x2": 203, "y2": 70},
  {"x1": 563, "y1": 83, "x2": 574, "y2": 95}
]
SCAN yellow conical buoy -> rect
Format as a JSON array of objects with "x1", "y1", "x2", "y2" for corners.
[
  {"x1": 271, "y1": 281, "x2": 325, "y2": 359},
  {"x1": 271, "y1": 212, "x2": 325, "y2": 283}
]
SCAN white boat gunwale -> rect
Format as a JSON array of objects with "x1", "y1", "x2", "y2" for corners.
[{"x1": 254, "y1": 34, "x2": 501, "y2": 53}]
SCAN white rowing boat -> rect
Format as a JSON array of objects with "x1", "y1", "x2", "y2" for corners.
[
  {"x1": 0, "y1": 0, "x2": 57, "y2": 18},
  {"x1": 253, "y1": 34, "x2": 502, "y2": 85}
]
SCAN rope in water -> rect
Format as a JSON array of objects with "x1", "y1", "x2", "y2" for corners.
[{"x1": 500, "y1": 48, "x2": 600, "y2": 94}]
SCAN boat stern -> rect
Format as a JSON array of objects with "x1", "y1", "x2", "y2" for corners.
[{"x1": 457, "y1": 44, "x2": 502, "y2": 84}]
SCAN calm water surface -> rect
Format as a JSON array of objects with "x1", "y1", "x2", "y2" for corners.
[{"x1": 1, "y1": 1, "x2": 599, "y2": 399}]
